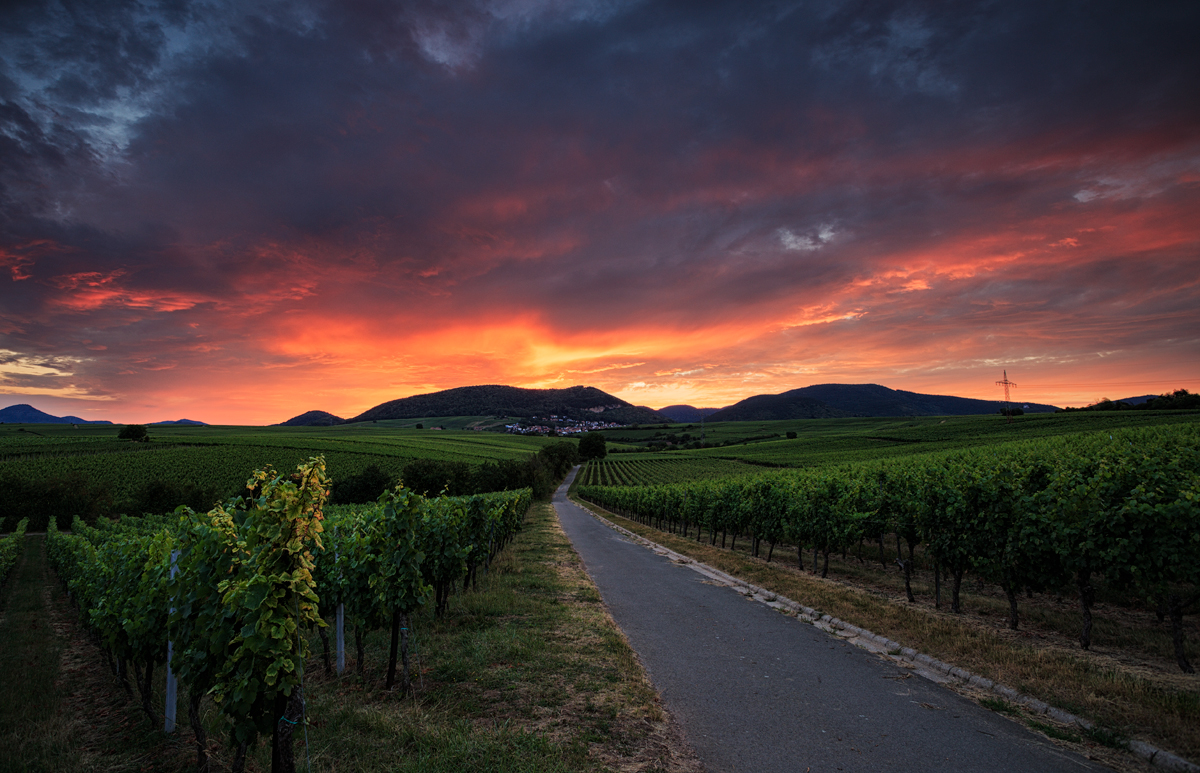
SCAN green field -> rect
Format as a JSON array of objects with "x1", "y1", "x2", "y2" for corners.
[
  {"x1": 4, "y1": 410, "x2": 1198, "y2": 529},
  {"x1": 601, "y1": 409, "x2": 1200, "y2": 470},
  {"x1": 0, "y1": 423, "x2": 561, "y2": 529},
  {"x1": 575, "y1": 455, "x2": 763, "y2": 486},
  {"x1": 322, "y1": 414, "x2": 522, "y2": 430}
]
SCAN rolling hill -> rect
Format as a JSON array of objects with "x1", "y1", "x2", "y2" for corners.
[
  {"x1": 706, "y1": 383, "x2": 1059, "y2": 421},
  {"x1": 656, "y1": 405, "x2": 725, "y2": 423},
  {"x1": 349, "y1": 385, "x2": 666, "y2": 425},
  {"x1": 276, "y1": 410, "x2": 346, "y2": 427}
]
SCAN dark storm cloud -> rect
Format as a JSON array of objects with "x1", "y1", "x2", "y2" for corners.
[{"x1": 1, "y1": 0, "x2": 1197, "y2": 418}]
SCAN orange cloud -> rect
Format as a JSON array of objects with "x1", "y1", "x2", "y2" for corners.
[{"x1": 49, "y1": 271, "x2": 209, "y2": 312}]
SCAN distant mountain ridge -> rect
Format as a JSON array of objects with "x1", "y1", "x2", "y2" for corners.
[
  {"x1": 0, "y1": 403, "x2": 113, "y2": 424},
  {"x1": 349, "y1": 385, "x2": 666, "y2": 425},
  {"x1": 0, "y1": 404, "x2": 208, "y2": 425},
  {"x1": 707, "y1": 383, "x2": 1059, "y2": 421},
  {"x1": 281, "y1": 383, "x2": 1064, "y2": 427}
]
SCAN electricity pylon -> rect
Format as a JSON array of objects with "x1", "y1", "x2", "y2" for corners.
[{"x1": 996, "y1": 370, "x2": 1017, "y2": 424}]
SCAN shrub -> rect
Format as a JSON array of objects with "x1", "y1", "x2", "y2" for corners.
[
  {"x1": 579, "y1": 431, "x2": 608, "y2": 460},
  {"x1": 118, "y1": 424, "x2": 150, "y2": 442}
]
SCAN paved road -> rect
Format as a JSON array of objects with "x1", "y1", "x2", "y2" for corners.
[{"x1": 553, "y1": 470, "x2": 1106, "y2": 773}]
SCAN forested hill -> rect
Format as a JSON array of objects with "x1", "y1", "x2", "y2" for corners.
[
  {"x1": 707, "y1": 383, "x2": 1060, "y2": 421},
  {"x1": 657, "y1": 405, "x2": 724, "y2": 423},
  {"x1": 276, "y1": 410, "x2": 346, "y2": 427},
  {"x1": 349, "y1": 385, "x2": 667, "y2": 425}
]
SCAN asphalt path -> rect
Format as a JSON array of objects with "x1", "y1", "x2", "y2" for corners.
[{"x1": 552, "y1": 469, "x2": 1107, "y2": 773}]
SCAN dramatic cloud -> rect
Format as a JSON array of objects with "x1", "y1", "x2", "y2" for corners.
[{"x1": 1, "y1": 0, "x2": 1197, "y2": 422}]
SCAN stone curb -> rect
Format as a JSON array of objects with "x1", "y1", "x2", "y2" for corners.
[{"x1": 573, "y1": 498, "x2": 1200, "y2": 773}]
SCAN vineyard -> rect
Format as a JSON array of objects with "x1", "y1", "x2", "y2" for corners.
[
  {"x1": 578, "y1": 423, "x2": 1200, "y2": 675},
  {"x1": 0, "y1": 517, "x2": 28, "y2": 584},
  {"x1": 5, "y1": 410, "x2": 1198, "y2": 532},
  {"x1": 576, "y1": 455, "x2": 763, "y2": 486},
  {"x1": 0, "y1": 423, "x2": 558, "y2": 530},
  {"x1": 600, "y1": 408, "x2": 1200, "y2": 467},
  {"x1": 6, "y1": 412, "x2": 1199, "y2": 769},
  {"x1": 44, "y1": 456, "x2": 532, "y2": 773}
]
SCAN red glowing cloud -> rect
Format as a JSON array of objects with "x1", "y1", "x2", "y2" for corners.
[{"x1": 1, "y1": 2, "x2": 1197, "y2": 423}]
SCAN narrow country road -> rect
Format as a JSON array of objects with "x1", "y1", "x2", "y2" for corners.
[{"x1": 552, "y1": 469, "x2": 1107, "y2": 773}]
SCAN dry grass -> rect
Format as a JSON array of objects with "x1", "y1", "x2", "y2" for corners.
[{"x1": 573, "y1": 499, "x2": 1200, "y2": 767}]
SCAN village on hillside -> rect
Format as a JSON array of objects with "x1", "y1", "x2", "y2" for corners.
[{"x1": 505, "y1": 415, "x2": 627, "y2": 435}]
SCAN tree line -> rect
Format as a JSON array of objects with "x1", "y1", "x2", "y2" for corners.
[
  {"x1": 1060, "y1": 388, "x2": 1200, "y2": 412},
  {"x1": 338, "y1": 439, "x2": 582, "y2": 503}
]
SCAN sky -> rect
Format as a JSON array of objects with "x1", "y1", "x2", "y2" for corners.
[{"x1": 1, "y1": 0, "x2": 1198, "y2": 424}]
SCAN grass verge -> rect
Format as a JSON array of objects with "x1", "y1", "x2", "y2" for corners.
[
  {"x1": 570, "y1": 497, "x2": 1200, "y2": 768},
  {"x1": 0, "y1": 507, "x2": 701, "y2": 773},
  {"x1": 0, "y1": 536, "x2": 178, "y2": 773},
  {"x1": 0, "y1": 535, "x2": 74, "y2": 772}
]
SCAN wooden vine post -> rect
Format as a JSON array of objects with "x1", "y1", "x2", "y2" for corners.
[
  {"x1": 164, "y1": 549, "x2": 180, "y2": 733},
  {"x1": 370, "y1": 488, "x2": 432, "y2": 691}
]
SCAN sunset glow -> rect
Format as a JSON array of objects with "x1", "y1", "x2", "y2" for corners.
[{"x1": 1, "y1": 2, "x2": 1197, "y2": 424}]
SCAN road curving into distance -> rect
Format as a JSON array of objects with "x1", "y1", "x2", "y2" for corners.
[{"x1": 552, "y1": 468, "x2": 1107, "y2": 773}]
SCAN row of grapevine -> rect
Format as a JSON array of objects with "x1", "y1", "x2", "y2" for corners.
[
  {"x1": 314, "y1": 486, "x2": 531, "y2": 688},
  {"x1": 606, "y1": 460, "x2": 636, "y2": 486},
  {"x1": 580, "y1": 456, "x2": 761, "y2": 487},
  {"x1": 46, "y1": 456, "x2": 532, "y2": 773},
  {"x1": 0, "y1": 517, "x2": 29, "y2": 583},
  {"x1": 1, "y1": 444, "x2": 408, "y2": 530},
  {"x1": 636, "y1": 457, "x2": 764, "y2": 484},
  {"x1": 0, "y1": 426, "x2": 556, "y2": 531},
  {"x1": 579, "y1": 424, "x2": 1200, "y2": 672}
]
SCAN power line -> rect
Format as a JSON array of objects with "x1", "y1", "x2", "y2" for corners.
[{"x1": 1019, "y1": 380, "x2": 1198, "y2": 389}]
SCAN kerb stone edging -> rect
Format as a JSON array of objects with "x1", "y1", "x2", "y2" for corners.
[{"x1": 571, "y1": 498, "x2": 1199, "y2": 773}]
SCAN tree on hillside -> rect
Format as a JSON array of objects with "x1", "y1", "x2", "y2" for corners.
[
  {"x1": 1143, "y1": 388, "x2": 1200, "y2": 410},
  {"x1": 118, "y1": 424, "x2": 149, "y2": 442},
  {"x1": 579, "y1": 432, "x2": 607, "y2": 460}
]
